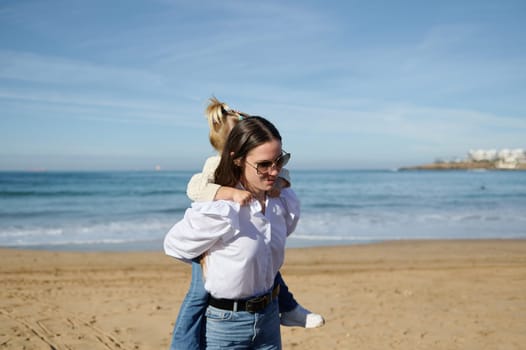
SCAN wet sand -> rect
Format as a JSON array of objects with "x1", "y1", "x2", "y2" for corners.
[{"x1": 1, "y1": 239, "x2": 525, "y2": 349}]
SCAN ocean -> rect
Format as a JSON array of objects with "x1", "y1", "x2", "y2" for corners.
[{"x1": 1, "y1": 170, "x2": 525, "y2": 251}]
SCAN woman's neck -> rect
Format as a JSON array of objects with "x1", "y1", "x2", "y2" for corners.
[{"x1": 240, "y1": 180, "x2": 266, "y2": 204}]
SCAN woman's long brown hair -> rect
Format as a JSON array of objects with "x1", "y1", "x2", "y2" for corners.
[{"x1": 214, "y1": 116, "x2": 282, "y2": 187}]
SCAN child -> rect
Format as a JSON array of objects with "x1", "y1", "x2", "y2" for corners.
[{"x1": 169, "y1": 97, "x2": 324, "y2": 350}]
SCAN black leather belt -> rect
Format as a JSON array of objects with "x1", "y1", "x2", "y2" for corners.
[{"x1": 208, "y1": 284, "x2": 280, "y2": 313}]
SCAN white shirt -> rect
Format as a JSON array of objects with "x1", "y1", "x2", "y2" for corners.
[{"x1": 164, "y1": 188, "x2": 300, "y2": 300}]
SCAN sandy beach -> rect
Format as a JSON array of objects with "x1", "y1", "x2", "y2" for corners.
[{"x1": 1, "y1": 240, "x2": 525, "y2": 349}]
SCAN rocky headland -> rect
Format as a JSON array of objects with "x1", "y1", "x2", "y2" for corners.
[{"x1": 400, "y1": 160, "x2": 526, "y2": 171}]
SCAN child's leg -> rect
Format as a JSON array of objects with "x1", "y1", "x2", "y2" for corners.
[
  {"x1": 170, "y1": 260, "x2": 208, "y2": 350},
  {"x1": 275, "y1": 271, "x2": 298, "y2": 313},
  {"x1": 276, "y1": 270, "x2": 325, "y2": 329}
]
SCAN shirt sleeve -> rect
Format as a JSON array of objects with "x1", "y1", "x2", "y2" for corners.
[
  {"x1": 163, "y1": 201, "x2": 241, "y2": 262},
  {"x1": 186, "y1": 156, "x2": 221, "y2": 202},
  {"x1": 279, "y1": 188, "x2": 301, "y2": 236}
]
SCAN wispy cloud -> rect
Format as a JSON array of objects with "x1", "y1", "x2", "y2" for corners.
[
  {"x1": 0, "y1": 87, "x2": 204, "y2": 128},
  {"x1": 0, "y1": 50, "x2": 162, "y2": 88}
]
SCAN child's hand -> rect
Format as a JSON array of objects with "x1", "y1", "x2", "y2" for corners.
[
  {"x1": 268, "y1": 177, "x2": 290, "y2": 198},
  {"x1": 232, "y1": 189, "x2": 253, "y2": 205},
  {"x1": 268, "y1": 186, "x2": 281, "y2": 198}
]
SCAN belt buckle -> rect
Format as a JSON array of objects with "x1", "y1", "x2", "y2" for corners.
[{"x1": 245, "y1": 294, "x2": 269, "y2": 313}]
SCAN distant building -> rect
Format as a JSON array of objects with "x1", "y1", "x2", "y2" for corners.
[
  {"x1": 469, "y1": 148, "x2": 525, "y2": 169},
  {"x1": 468, "y1": 149, "x2": 497, "y2": 162}
]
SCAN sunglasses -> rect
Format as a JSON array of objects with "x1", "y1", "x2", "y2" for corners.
[{"x1": 245, "y1": 151, "x2": 291, "y2": 175}]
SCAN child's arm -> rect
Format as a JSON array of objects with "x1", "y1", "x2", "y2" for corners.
[
  {"x1": 187, "y1": 156, "x2": 252, "y2": 205},
  {"x1": 186, "y1": 156, "x2": 221, "y2": 202},
  {"x1": 214, "y1": 186, "x2": 253, "y2": 205}
]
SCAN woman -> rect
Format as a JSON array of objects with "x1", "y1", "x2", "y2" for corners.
[
  {"x1": 164, "y1": 116, "x2": 299, "y2": 349},
  {"x1": 171, "y1": 98, "x2": 322, "y2": 350}
]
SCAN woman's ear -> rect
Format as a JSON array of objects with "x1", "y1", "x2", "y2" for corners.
[{"x1": 230, "y1": 151, "x2": 241, "y2": 166}]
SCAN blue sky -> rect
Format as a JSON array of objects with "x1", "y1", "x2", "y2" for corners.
[{"x1": 1, "y1": 0, "x2": 525, "y2": 171}]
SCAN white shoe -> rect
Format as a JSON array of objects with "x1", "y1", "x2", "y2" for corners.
[{"x1": 280, "y1": 305, "x2": 325, "y2": 328}]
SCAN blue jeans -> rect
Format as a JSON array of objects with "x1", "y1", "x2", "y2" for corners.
[
  {"x1": 170, "y1": 265, "x2": 297, "y2": 350},
  {"x1": 205, "y1": 299, "x2": 281, "y2": 349},
  {"x1": 170, "y1": 260, "x2": 208, "y2": 350}
]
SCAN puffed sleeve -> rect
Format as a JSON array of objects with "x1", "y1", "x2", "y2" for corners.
[
  {"x1": 163, "y1": 201, "x2": 241, "y2": 262},
  {"x1": 279, "y1": 188, "x2": 300, "y2": 236},
  {"x1": 186, "y1": 156, "x2": 221, "y2": 202}
]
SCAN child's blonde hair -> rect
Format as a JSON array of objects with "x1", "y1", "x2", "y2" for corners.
[{"x1": 205, "y1": 96, "x2": 249, "y2": 152}]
